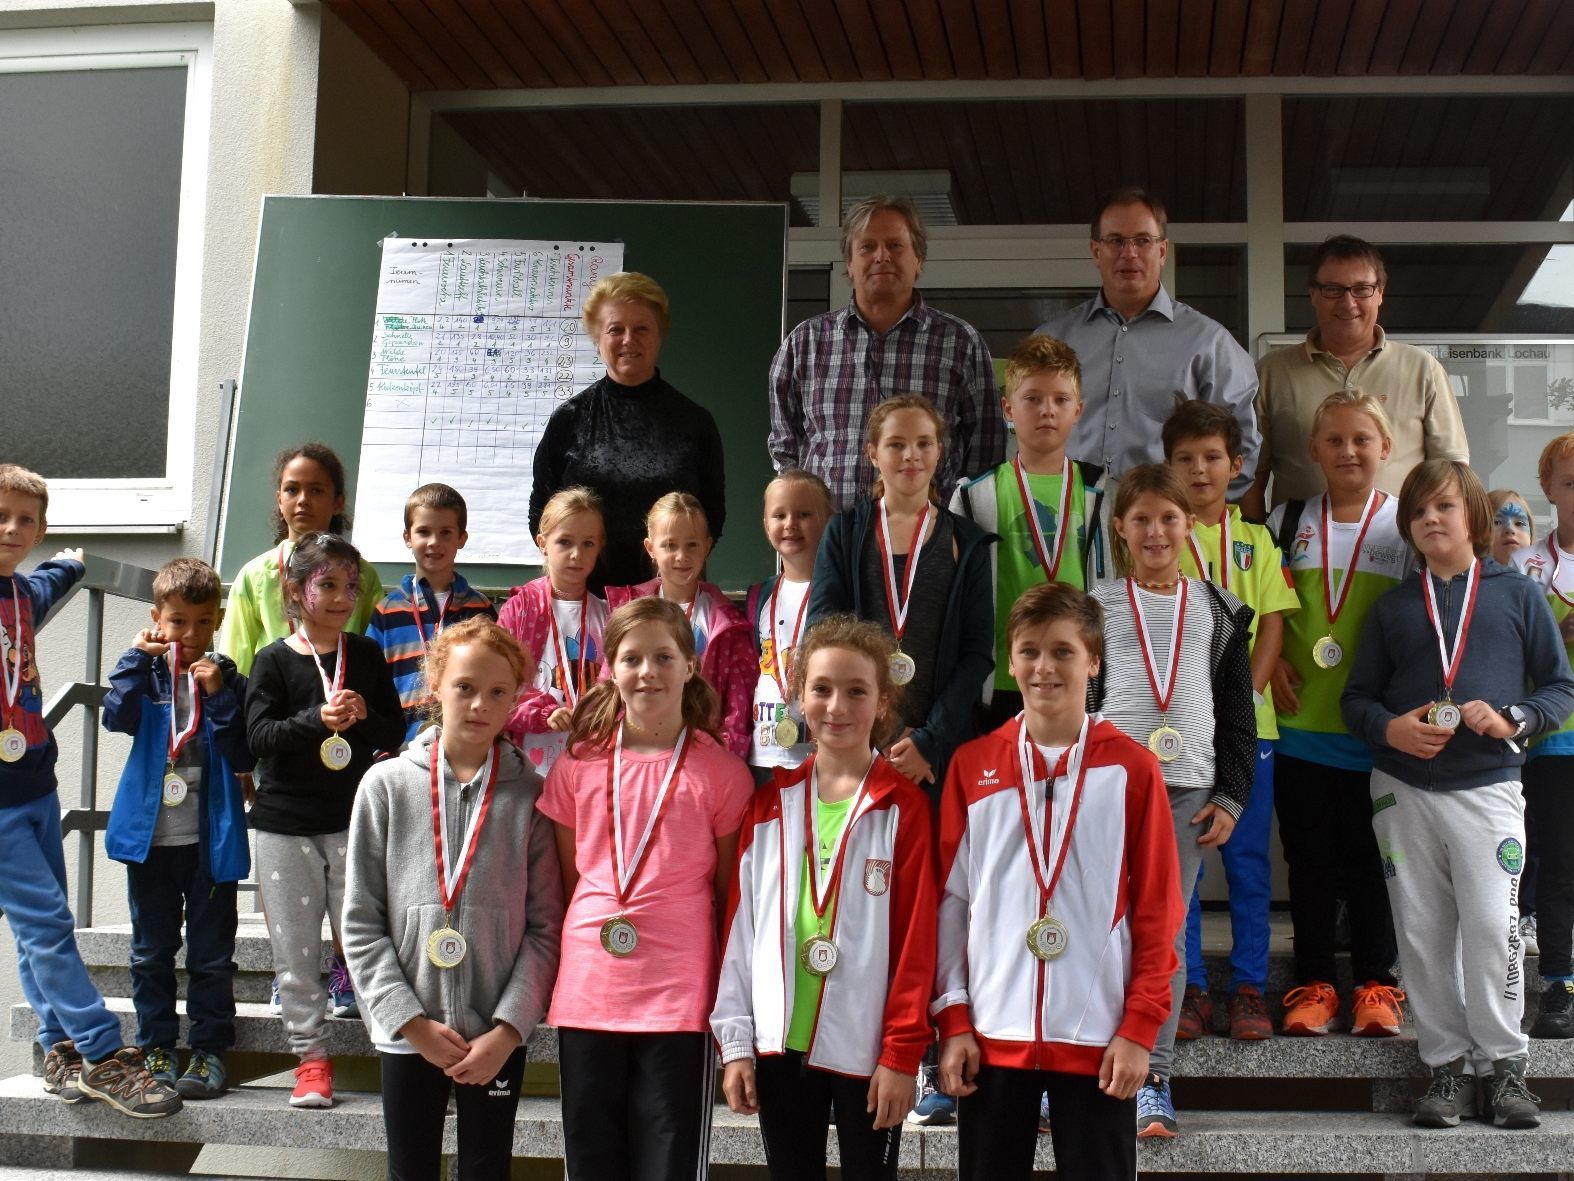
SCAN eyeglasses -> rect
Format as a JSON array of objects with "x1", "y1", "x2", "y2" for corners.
[
  {"x1": 1096, "y1": 234, "x2": 1164, "y2": 253},
  {"x1": 1311, "y1": 282, "x2": 1381, "y2": 300}
]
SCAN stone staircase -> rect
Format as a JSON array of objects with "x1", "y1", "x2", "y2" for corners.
[{"x1": 2, "y1": 913, "x2": 1573, "y2": 1178}]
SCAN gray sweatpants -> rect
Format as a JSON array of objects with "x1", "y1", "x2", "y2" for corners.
[
  {"x1": 1368, "y1": 770, "x2": 1528, "y2": 1073},
  {"x1": 255, "y1": 829, "x2": 347, "y2": 1062},
  {"x1": 1149, "y1": 784, "x2": 1211, "y2": 1080}
]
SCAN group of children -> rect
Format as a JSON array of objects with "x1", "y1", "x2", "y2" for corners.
[{"x1": 3, "y1": 323, "x2": 1573, "y2": 1179}]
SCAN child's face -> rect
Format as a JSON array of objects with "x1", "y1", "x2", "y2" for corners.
[
  {"x1": 1008, "y1": 619, "x2": 1099, "y2": 723},
  {"x1": 799, "y1": 646, "x2": 885, "y2": 758},
  {"x1": 1309, "y1": 406, "x2": 1391, "y2": 498},
  {"x1": 278, "y1": 457, "x2": 344, "y2": 541},
  {"x1": 1410, "y1": 478, "x2": 1475, "y2": 567},
  {"x1": 291, "y1": 560, "x2": 359, "y2": 633},
  {"x1": 0, "y1": 490, "x2": 46, "y2": 578},
  {"x1": 1544, "y1": 453, "x2": 1574, "y2": 537},
  {"x1": 644, "y1": 512, "x2": 712, "y2": 596},
  {"x1": 763, "y1": 481, "x2": 828, "y2": 567},
  {"x1": 404, "y1": 506, "x2": 466, "y2": 580},
  {"x1": 434, "y1": 641, "x2": 520, "y2": 749},
  {"x1": 1491, "y1": 499, "x2": 1532, "y2": 564},
  {"x1": 866, "y1": 408, "x2": 941, "y2": 499},
  {"x1": 1114, "y1": 492, "x2": 1192, "y2": 579},
  {"x1": 1168, "y1": 433, "x2": 1242, "y2": 519},
  {"x1": 611, "y1": 619, "x2": 695, "y2": 730},
  {"x1": 1002, "y1": 373, "x2": 1082, "y2": 463},
  {"x1": 150, "y1": 595, "x2": 219, "y2": 661},
  {"x1": 538, "y1": 510, "x2": 604, "y2": 593}
]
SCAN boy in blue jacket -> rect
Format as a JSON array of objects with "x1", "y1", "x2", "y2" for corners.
[{"x1": 104, "y1": 557, "x2": 253, "y2": 1100}]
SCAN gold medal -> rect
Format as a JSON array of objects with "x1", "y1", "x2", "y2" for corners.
[
  {"x1": 320, "y1": 733, "x2": 352, "y2": 771},
  {"x1": 161, "y1": 771, "x2": 188, "y2": 808},
  {"x1": 799, "y1": 935, "x2": 839, "y2": 977},
  {"x1": 0, "y1": 727, "x2": 25, "y2": 763},
  {"x1": 426, "y1": 926, "x2": 467, "y2": 969},
  {"x1": 1427, "y1": 699, "x2": 1462, "y2": 730},
  {"x1": 889, "y1": 650, "x2": 916, "y2": 685},
  {"x1": 1148, "y1": 724, "x2": 1184, "y2": 763},
  {"x1": 600, "y1": 915, "x2": 639, "y2": 957},
  {"x1": 1026, "y1": 914, "x2": 1070, "y2": 961},
  {"x1": 1312, "y1": 635, "x2": 1343, "y2": 669},
  {"x1": 773, "y1": 713, "x2": 800, "y2": 747}
]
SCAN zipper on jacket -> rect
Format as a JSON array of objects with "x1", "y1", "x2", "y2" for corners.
[{"x1": 447, "y1": 777, "x2": 477, "y2": 1026}]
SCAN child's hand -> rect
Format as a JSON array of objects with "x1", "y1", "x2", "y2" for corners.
[
  {"x1": 189, "y1": 658, "x2": 223, "y2": 695},
  {"x1": 238, "y1": 771, "x2": 256, "y2": 809},
  {"x1": 886, "y1": 736, "x2": 934, "y2": 786},
  {"x1": 1191, "y1": 802, "x2": 1237, "y2": 848},
  {"x1": 400, "y1": 1015, "x2": 469, "y2": 1070},
  {"x1": 1099, "y1": 1035, "x2": 1150, "y2": 1100},
  {"x1": 132, "y1": 627, "x2": 169, "y2": 657},
  {"x1": 547, "y1": 707, "x2": 574, "y2": 732},
  {"x1": 445, "y1": 1021, "x2": 520, "y2": 1086},
  {"x1": 1386, "y1": 703, "x2": 1454, "y2": 759},
  {"x1": 866, "y1": 1065, "x2": 915, "y2": 1130},
  {"x1": 52, "y1": 547, "x2": 84, "y2": 565},
  {"x1": 1460, "y1": 699, "x2": 1515, "y2": 740},
  {"x1": 1270, "y1": 658, "x2": 1301, "y2": 716},
  {"x1": 333, "y1": 690, "x2": 368, "y2": 722},
  {"x1": 938, "y1": 1032, "x2": 981, "y2": 1097},
  {"x1": 721, "y1": 1059, "x2": 759, "y2": 1114},
  {"x1": 320, "y1": 699, "x2": 356, "y2": 730}
]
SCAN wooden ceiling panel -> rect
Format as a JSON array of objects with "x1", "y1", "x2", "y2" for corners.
[
  {"x1": 711, "y1": 0, "x2": 797, "y2": 81},
  {"x1": 767, "y1": 0, "x2": 835, "y2": 81},
  {"x1": 1271, "y1": 0, "x2": 1317, "y2": 75},
  {"x1": 1397, "y1": 0, "x2": 1456, "y2": 74},
  {"x1": 1238, "y1": 0, "x2": 1282, "y2": 76},
  {"x1": 1496, "y1": 0, "x2": 1562, "y2": 74},
  {"x1": 592, "y1": 0, "x2": 680, "y2": 85},
  {"x1": 520, "y1": 1, "x2": 625, "y2": 86},
  {"x1": 835, "y1": 0, "x2": 907, "y2": 80},
  {"x1": 1204, "y1": 0, "x2": 1247, "y2": 75},
  {"x1": 795, "y1": 0, "x2": 867, "y2": 81},
  {"x1": 1111, "y1": 0, "x2": 1148, "y2": 79},
  {"x1": 1044, "y1": 0, "x2": 1083, "y2": 77},
  {"x1": 937, "y1": 0, "x2": 990, "y2": 79},
  {"x1": 1146, "y1": 0, "x2": 1183, "y2": 76},
  {"x1": 458, "y1": 2, "x2": 556, "y2": 88},
  {"x1": 654, "y1": 0, "x2": 741, "y2": 83},
  {"x1": 330, "y1": 0, "x2": 436, "y2": 90},
  {"x1": 1460, "y1": 0, "x2": 1526, "y2": 75},
  {"x1": 1364, "y1": 0, "x2": 1421, "y2": 74},
  {"x1": 1527, "y1": 4, "x2": 1574, "y2": 73},
  {"x1": 1009, "y1": 0, "x2": 1052, "y2": 77},
  {"x1": 1176, "y1": 0, "x2": 1214, "y2": 77},
  {"x1": 1431, "y1": 0, "x2": 1492, "y2": 75},
  {"x1": 1303, "y1": 0, "x2": 1354, "y2": 76},
  {"x1": 1077, "y1": 0, "x2": 1116, "y2": 79},
  {"x1": 346, "y1": 0, "x2": 461, "y2": 89},
  {"x1": 393, "y1": 0, "x2": 495, "y2": 88},
  {"x1": 974, "y1": 0, "x2": 1022, "y2": 79}
]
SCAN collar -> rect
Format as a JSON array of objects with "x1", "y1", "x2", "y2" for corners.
[
  {"x1": 405, "y1": 572, "x2": 469, "y2": 603},
  {"x1": 1305, "y1": 324, "x2": 1386, "y2": 362},
  {"x1": 1090, "y1": 284, "x2": 1174, "y2": 324},
  {"x1": 838, "y1": 289, "x2": 928, "y2": 333}
]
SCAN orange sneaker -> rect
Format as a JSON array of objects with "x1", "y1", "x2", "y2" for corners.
[
  {"x1": 289, "y1": 1058, "x2": 334, "y2": 1108},
  {"x1": 1351, "y1": 982, "x2": 1406, "y2": 1037},
  {"x1": 1280, "y1": 981, "x2": 1339, "y2": 1036}
]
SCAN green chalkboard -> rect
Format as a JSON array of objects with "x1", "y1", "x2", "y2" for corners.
[{"x1": 221, "y1": 195, "x2": 788, "y2": 592}]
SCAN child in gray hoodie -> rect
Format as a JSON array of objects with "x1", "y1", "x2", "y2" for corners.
[{"x1": 343, "y1": 618, "x2": 563, "y2": 1180}]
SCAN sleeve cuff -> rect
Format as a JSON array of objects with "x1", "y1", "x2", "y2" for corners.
[
  {"x1": 935, "y1": 1002, "x2": 974, "y2": 1040},
  {"x1": 1209, "y1": 793, "x2": 1244, "y2": 820},
  {"x1": 719, "y1": 1041, "x2": 755, "y2": 1065}
]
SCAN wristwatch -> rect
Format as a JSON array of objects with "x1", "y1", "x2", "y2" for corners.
[{"x1": 1500, "y1": 704, "x2": 1529, "y2": 753}]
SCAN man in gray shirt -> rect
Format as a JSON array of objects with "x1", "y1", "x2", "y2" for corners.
[{"x1": 1039, "y1": 188, "x2": 1260, "y2": 485}]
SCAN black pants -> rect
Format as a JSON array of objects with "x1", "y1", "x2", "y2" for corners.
[
  {"x1": 126, "y1": 844, "x2": 238, "y2": 1051},
  {"x1": 558, "y1": 1028, "x2": 714, "y2": 1181},
  {"x1": 1526, "y1": 755, "x2": 1574, "y2": 977},
  {"x1": 1273, "y1": 753, "x2": 1397, "y2": 985},
  {"x1": 380, "y1": 1046, "x2": 525, "y2": 1181},
  {"x1": 958, "y1": 1065, "x2": 1134, "y2": 1181},
  {"x1": 754, "y1": 1051, "x2": 900, "y2": 1181}
]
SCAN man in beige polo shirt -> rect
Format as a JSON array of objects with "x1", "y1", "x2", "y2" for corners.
[{"x1": 1243, "y1": 235, "x2": 1468, "y2": 516}]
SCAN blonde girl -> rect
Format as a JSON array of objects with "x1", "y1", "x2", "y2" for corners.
[{"x1": 1488, "y1": 489, "x2": 1535, "y2": 566}]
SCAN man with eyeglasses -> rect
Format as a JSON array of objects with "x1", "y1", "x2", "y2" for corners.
[
  {"x1": 1243, "y1": 235, "x2": 1468, "y2": 516},
  {"x1": 1038, "y1": 187, "x2": 1260, "y2": 490}
]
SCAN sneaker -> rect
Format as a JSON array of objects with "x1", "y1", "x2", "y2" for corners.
[
  {"x1": 176, "y1": 1048, "x2": 227, "y2": 1099},
  {"x1": 1351, "y1": 982, "x2": 1406, "y2": 1037},
  {"x1": 41, "y1": 1041, "x2": 86, "y2": 1104},
  {"x1": 1520, "y1": 914, "x2": 1539, "y2": 958},
  {"x1": 143, "y1": 1046, "x2": 178, "y2": 1087},
  {"x1": 906, "y1": 1065, "x2": 956, "y2": 1126},
  {"x1": 1135, "y1": 1074, "x2": 1178, "y2": 1138},
  {"x1": 1484, "y1": 1057, "x2": 1540, "y2": 1128},
  {"x1": 290, "y1": 1058, "x2": 334, "y2": 1108},
  {"x1": 1176, "y1": 983, "x2": 1213, "y2": 1040},
  {"x1": 76, "y1": 1048, "x2": 183, "y2": 1118},
  {"x1": 1228, "y1": 984, "x2": 1273, "y2": 1041},
  {"x1": 328, "y1": 957, "x2": 358, "y2": 1019},
  {"x1": 1413, "y1": 1059, "x2": 1474, "y2": 1127},
  {"x1": 1281, "y1": 980, "x2": 1339, "y2": 1036},
  {"x1": 1038, "y1": 1090, "x2": 1051, "y2": 1133},
  {"x1": 270, "y1": 974, "x2": 283, "y2": 1015},
  {"x1": 1530, "y1": 979, "x2": 1574, "y2": 1039}
]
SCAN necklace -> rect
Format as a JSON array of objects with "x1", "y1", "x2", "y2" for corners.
[{"x1": 1132, "y1": 578, "x2": 1179, "y2": 591}]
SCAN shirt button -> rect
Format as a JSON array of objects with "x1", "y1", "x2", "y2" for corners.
[
  {"x1": 1120, "y1": 325, "x2": 1129, "y2": 333},
  {"x1": 1115, "y1": 355, "x2": 1123, "y2": 363}
]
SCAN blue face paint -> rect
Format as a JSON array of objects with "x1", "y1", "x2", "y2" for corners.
[{"x1": 1495, "y1": 506, "x2": 1532, "y2": 530}]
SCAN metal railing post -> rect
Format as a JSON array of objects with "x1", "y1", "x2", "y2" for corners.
[{"x1": 75, "y1": 587, "x2": 104, "y2": 928}]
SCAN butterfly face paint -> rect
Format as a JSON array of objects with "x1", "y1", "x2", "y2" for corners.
[{"x1": 299, "y1": 561, "x2": 360, "y2": 629}]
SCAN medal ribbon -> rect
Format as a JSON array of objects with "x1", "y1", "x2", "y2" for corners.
[
  {"x1": 803, "y1": 756, "x2": 876, "y2": 922},
  {"x1": 607, "y1": 726, "x2": 692, "y2": 905},
  {"x1": 1011, "y1": 457, "x2": 1073, "y2": 582},
  {"x1": 875, "y1": 498, "x2": 931, "y2": 645},
  {"x1": 165, "y1": 641, "x2": 202, "y2": 764},
  {"x1": 0, "y1": 577, "x2": 22, "y2": 724},
  {"x1": 767, "y1": 578, "x2": 811, "y2": 704},
  {"x1": 1320, "y1": 490, "x2": 1382, "y2": 629},
  {"x1": 1015, "y1": 714, "x2": 1092, "y2": 912},
  {"x1": 547, "y1": 595, "x2": 591, "y2": 709},
  {"x1": 1186, "y1": 512, "x2": 1232, "y2": 592},
  {"x1": 299, "y1": 627, "x2": 347, "y2": 706},
  {"x1": 661, "y1": 586, "x2": 701, "y2": 624},
  {"x1": 1126, "y1": 577, "x2": 1187, "y2": 716},
  {"x1": 429, "y1": 740, "x2": 500, "y2": 915},
  {"x1": 1544, "y1": 539, "x2": 1574, "y2": 609},
  {"x1": 411, "y1": 581, "x2": 450, "y2": 654},
  {"x1": 1420, "y1": 558, "x2": 1481, "y2": 699}
]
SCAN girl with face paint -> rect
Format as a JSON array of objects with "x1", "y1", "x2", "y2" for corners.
[
  {"x1": 1488, "y1": 489, "x2": 1536, "y2": 566},
  {"x1": 244, "y1": 532, "x2": 405, "y2": 1108}
]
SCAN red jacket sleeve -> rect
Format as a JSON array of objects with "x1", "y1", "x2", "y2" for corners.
[
  {"x1": 879, "y1": 786, "x2": 940, "y2": 1075},
  {"x1": 1116, "y1": 751, "x2": 1182, "y2": 1050}
]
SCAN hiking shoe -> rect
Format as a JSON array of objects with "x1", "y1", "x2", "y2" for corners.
[
  {"x1": 41, "y1": 1041, "x2": 86, "y2": 1104},
  {"x1": 328, "y1": 957, "x2": 358, "y2": 1019},
  {"x1": 1413, "y1": 1059, "x2": 1474, "y2": 1127},
  {"x1": 1228, "y1": 984, "x2": 1273, "y2": 1041},
  {"x1": 290, "y1": 1058, "x2": 334, "y2": 1108},
  {"x1": 1281, "y1": 980, "x2": 1339, "y2": 1036},
  {"x1": 1485, "y1": 1057, "x2": 1540, "y2": 1128},
  {"x1": 1531, "y1": 979, "x2": 1574, "y2": 1039},
  {"x1": 1176, "y1": 983, "x2": 1213, "y2": 1040},
  {"x1": 906, "y1": 1065, "x2": 956, "y2": 1126},
  {"x1": 143, "y1": 1046, "x2": 178, "y2": 1087},
  {"x1": 1135, "y1": 1074, "x2": 1178, "y2": 1138},
  {"x1": 176, "y1": 1049, "x2": 227, "y2": 1099},
  {"x1": 269, "y1": 974, "x2": 283, "y2": 1015},
  {"x1": 1038, "y1": 1089, "x2": 1051, "y2": 1133},
  {"x1": 1519, "y1": 914, "x2": 1539, "y2": 958},
  {"x1": 76, "y1": 1048, "x2": 183, "y2": 1118},
  {"x1": 1351, "y1": 982, "x2": 1406, "y2": 1037}
]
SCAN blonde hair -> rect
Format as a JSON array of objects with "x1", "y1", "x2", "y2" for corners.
[
  {"x1": 424, "y1": 618, "x2": 535, "y2": 725},
  {"x1": 645, "y1": 490, "x2": 710, "y2": 538},
  {"x1": 764, "y1": 469, "x2": 834, "y2": 520},
  {"x1": 567, "y1": 598, "x2": 721, "y2": 752},
  {"x1": 840, "y1": 195, "x2": 928, "y2": 265},
  {"x1": 788, "y1": 615, "x2": 904, "y2": 748},
  {"x1": 1004, "y1": 334, "x2": 1082, "y2": 401},
  {"x1": 1489, "y1": 489, "x2": 1536, "y2": 545},
  {"x1": 865, "y1": 395, "x2": 946, "y2": 502},
  {"x1": 1397, "y1": 459, "x2": 1492, "y2": 557},
  {"x1": 0, "y1": 464, "x2": 49, "y2": 522},
  {"x1": 538, "y1": 486, "x2": 606, "y2": 542},
  {"x1": 582, "y1": 272, "x2": 671, "y2": 338},
  {"x1": 1309, "y1": 388, "x2": 1393, "y2": 443},
  {"x1": 1110, "y1": 464, "x2": 1194, "y2": 576},
  {"x1": 1537, "y1": 431, "x2": 1574, "y2": 491}
]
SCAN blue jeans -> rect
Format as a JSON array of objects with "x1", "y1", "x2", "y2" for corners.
[
  {"x1": 0, "y1": 792, "x2": 122, "y2": 1061},
  {"x1": 1184, "y1": 739, "x2": 1275, "y2": 991},
  {"x1": 127, "y1": 843, "x2": 238, "y2": 1052}
]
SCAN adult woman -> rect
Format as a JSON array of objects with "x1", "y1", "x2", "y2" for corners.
[{"x1": 529, "y1": 272, "x2": 727, "y2": 589}]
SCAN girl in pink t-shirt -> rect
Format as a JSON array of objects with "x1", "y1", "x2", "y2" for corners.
[{"x1": 539, "y1": 597, "x2": 752, "y2": 1181}]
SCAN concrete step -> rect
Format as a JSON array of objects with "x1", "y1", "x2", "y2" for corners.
[{"x1": 1, "y1": 1073, "x2": 1571, "y2": 1175}]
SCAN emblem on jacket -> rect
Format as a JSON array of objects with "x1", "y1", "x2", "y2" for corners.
[{"x1": 864, "y1": 858, "x2": 891, "y2": 896}]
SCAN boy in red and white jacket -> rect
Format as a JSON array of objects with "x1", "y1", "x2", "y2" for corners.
[{"x1": 936, "y1": 583, "x2": 1181, "y2": 1181}]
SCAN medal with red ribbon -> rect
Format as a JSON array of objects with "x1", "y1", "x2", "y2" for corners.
[
  {"x1": 600, "y1": 726, "x2": 692, "y2": 957},
  {"x1": 1012, "y1": 457, "x2": 1074, "y2": 583},
  {"x1": 1186, "y1": 512, "x2": 1232, "y2": 592},
  {"x1": 1420, "y1": 558, "x2": 1480, "y2": 731},
  {"x1": 425, "y1": 739, "x2": 501, "y2": 968},
  {"x1": 767, "y1": 579, "x2": 811, "y2": 747},
  {"x1": 300, "y1": 627, "x2": 352, "y2": 771},
  {"x1": 161, "y1": 641, "x2": 201, "y2": 807},
  {"x1": 799, "y1": 756, "x2": 875, "y2": 977},
  {"x1": 1313, "y1": 490, "x2": 1382, "y2": 670},
  {"x1": 875, "y1": 498, "x2": 930, "y2": 686},
  {"x1": 548, "y1": 594, "x2": 591, "y2": 710},
  {"x1": 1017, "y1": 713, "x2": 1090, "y2": 960},
  {"x1": 0, "y1": 578, "x2": 26, "y2": 764},
  {"x1": 1127, "y1": 576, "x2": 1188, "y2": 763}
]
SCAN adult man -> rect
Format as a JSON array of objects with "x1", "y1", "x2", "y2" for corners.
[
  {"x1": 768, "y1": 195, "x2": 1005, "y2": 508},
  {"x1": 1244, "y1": 235, "x2": 1468, "y2": 515},
  {"x1": 1039, "y1": 188, "x2": 1260, "y2": 485}
]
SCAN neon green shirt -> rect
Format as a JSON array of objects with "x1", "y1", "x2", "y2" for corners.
[
  {"x1": 785, "y1": 793, "x2": 855, "y2": 1053},
  {"x1": 219, "y1": 544, "x2": 383, "y2": 675},
  {"x1": 992, "y1": 463, "x2": 1086, "y2": 690}
]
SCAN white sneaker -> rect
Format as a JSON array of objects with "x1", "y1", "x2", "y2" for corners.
[{"x1": 1521, "y1": 914, "x2": 1540, "y2": 959}]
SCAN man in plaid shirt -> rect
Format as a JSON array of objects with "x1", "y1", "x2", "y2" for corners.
[{"x1": 768, "y1": 196, "x2": 1006, "y2": 509}]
